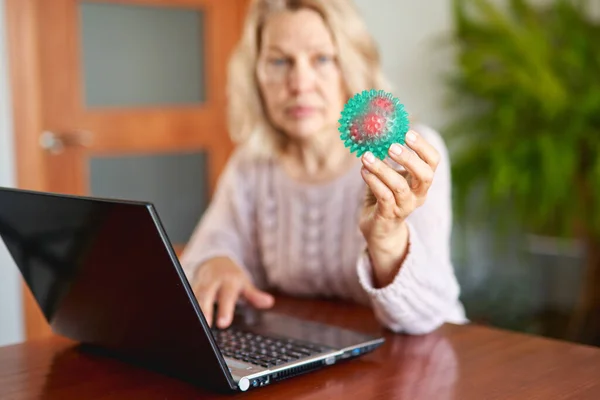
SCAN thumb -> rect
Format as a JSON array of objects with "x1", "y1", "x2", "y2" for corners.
[{"x1": 242, "y1": 283, "x2": 274, "y2": 309}]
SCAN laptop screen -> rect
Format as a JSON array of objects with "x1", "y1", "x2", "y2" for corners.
[
  {"x1": 0, "y1": 188, "x2": 236, "y2": 390},
  {"x1": 0, "y1": 190, "x2": 112, "y2": 321}
]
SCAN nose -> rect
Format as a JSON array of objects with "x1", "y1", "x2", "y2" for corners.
[{"x1": 288, "y1": 58, "x2": 316, "y2": 95}]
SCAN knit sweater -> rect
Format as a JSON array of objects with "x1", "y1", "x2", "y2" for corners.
[{"x1": 180, "y1": 124, "x2": 467, "y2": 334}]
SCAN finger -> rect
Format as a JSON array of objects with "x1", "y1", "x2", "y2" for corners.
[
  {"x1": 388, "y1": 143, "x2": 434, "y2": 194},
  {"x1": 404, "y1": 130, "x2": 441, "y2": 171},
  {"x1": 362, "y1": 151, "x2": 411, "y2": 206},
  {"x1": 242, "y1": 284, "x2": 275, "y2": 309},
  {"x1": 196, "y1": 282, "x2": 219, "y2": 327},
  {"x1": 364, "y1": 186, "x2": 377, "y2": 207},
  {"x1": 216, "y1": 282, "x2": 242, "y2": 329},
  {"x1": 361, "y1": 167, "x2": 396, "y2": 219}
]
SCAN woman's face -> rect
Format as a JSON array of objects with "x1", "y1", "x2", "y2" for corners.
[{"x1": 256, "y1": 9, "x2": 346, "y2": 142}]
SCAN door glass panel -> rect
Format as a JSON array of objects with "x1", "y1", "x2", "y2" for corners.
[
  {"x1": 89, "y1": 152, "x2": 208, "y2": 245},
  {"x1": 79, "y1": 2, "x2": 205, "y2": 107}
]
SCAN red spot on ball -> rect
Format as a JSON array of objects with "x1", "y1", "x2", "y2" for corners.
[
  {"x1": 371, "y1": 96, "x2": 395, "y2": 113},
  {"x1": 362, "y1": 112, "x2": 386, "y2": 137}
]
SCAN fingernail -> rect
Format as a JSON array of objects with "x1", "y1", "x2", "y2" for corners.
[
  {"x1": 406, "y1": 131, "x2": 417, "y2": 143},
  {"x1": 218, "y1": 317, "x2": 228, "y2": 328},
  {"x1": 389, "y1": 143, "x2": 403, "y2": 156},
  {"x1": 364, "y1": 152, "x2": 375, "y2": 164},
  {"x1": 362, "y1": 167, "x2": 370, "y2": 175}
]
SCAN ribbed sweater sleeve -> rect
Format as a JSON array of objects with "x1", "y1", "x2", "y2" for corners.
[{"x1": 356, "y1": 125, "x2": 467, "y2": 334}]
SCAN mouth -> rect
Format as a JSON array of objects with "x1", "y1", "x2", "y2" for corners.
[{"x1": 286, "y1": 106, "x2": 317, "y2": 118}]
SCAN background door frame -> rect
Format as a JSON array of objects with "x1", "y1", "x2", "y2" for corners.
[{"x1": 5, "y1": 0, "x2": 251, "y2": 340}]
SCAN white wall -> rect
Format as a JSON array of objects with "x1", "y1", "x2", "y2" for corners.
[
  {"x1": 354, "y1": 0, "x2": 454, "y2": 131},
  {"x1": 0, "y1": 0, "x2": 24, "y2": 347}
]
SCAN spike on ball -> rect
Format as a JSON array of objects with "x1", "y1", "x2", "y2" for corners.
[{"x1": 338, "y1": 90, "x2": 410, "y2": 160}]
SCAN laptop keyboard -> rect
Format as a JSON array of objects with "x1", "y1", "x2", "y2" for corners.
[{"x1": 212, "y1": 327, "x2": 331, "y2": 368}]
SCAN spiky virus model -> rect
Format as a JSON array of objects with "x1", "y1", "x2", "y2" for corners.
[{"x1": 338, "y1": 90, "x2": 410, "y2": 160}]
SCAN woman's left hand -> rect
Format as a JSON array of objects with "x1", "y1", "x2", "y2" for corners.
[{"x1": 359, "y1": 130, "x2": 440, "y2": 288}]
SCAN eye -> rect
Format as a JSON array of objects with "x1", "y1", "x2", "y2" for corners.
[
  {"x1": 315, "y1": 54, "x2": 334, "y2": 64},
  {"x1": 268, "y1": 57, "x2": 289, "y2": 67}
]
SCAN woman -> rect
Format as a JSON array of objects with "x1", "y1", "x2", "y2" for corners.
[{"x1": 181, "y1": 0, "x2": 467, "y2": 334}]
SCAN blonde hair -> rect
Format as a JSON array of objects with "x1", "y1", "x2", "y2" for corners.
[{"x1": 227, "y1": 0, "x2": 391, "y2": 158}]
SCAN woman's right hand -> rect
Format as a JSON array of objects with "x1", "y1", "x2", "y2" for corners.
[{"x1": 191, "y1": 257, "x2": 275, "y2": 329}]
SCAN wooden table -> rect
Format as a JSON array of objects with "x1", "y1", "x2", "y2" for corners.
[{"x1": 2, "y1": 296, "x2": 600, "y2": 400}]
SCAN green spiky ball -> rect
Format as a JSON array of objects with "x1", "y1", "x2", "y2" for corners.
[{"x1": 338, "y1": 90, "x2": 410, "y2": 160}]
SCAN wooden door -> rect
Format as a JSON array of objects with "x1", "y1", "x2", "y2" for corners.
[{"x1": 6, "y1": 0, "x2": 249, "y2": 340}]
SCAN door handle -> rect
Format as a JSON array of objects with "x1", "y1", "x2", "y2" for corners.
[{"x1": 39, "y1": 130, "x2": 93, "y2": 154}]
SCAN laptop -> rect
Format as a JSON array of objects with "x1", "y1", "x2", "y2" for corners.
[{"x1": 0, "y1": 187, "x2": 385, "y2": 392}]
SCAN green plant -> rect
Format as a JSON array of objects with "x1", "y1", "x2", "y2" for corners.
[{"x1": 445, "y1": 0, "x2": 600, "y2": 344}]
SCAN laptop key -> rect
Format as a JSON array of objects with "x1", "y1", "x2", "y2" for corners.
[{"x1": 214, "y1": 327, "x2": 329, "y2": 368}]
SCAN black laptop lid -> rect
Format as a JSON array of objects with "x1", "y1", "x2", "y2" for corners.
[{"x1": 0, "y1": 187, "x2": 235, "y2": 390}]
